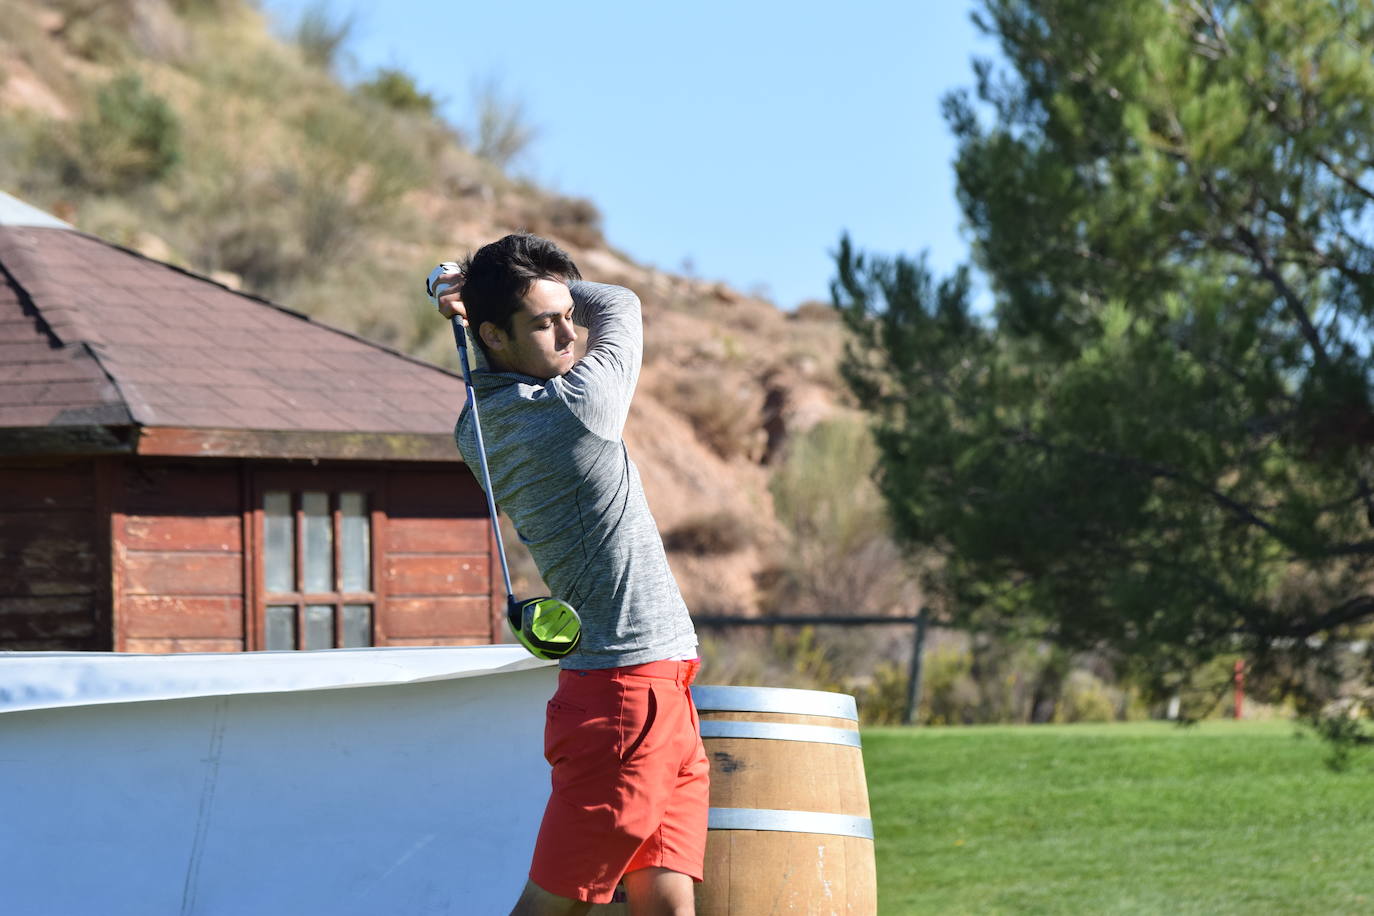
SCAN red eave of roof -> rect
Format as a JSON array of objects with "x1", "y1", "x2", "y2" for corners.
[{"x1": 0, "y1": 224, "x2": 465, "y2": 444}]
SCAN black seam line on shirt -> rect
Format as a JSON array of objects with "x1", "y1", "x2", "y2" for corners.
[
  {"x1": 561, "y1": 456, "x2": 598, "y2": 607},
  {"x1": 562, "y1": 449, "x2": 632, "y2": 609}
]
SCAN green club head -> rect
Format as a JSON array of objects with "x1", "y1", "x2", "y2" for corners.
[{"x1": 506, "y1": 596, "x2": 582, "y2": 661}]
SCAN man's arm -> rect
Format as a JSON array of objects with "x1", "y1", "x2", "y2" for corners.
[{"x1": 557, "y1": 280, "x2": 643, "y2": 440}]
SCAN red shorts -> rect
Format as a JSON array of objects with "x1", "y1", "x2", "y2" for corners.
[{"x1": 529, "y1": 658, "x2": 709, "y2": 904}]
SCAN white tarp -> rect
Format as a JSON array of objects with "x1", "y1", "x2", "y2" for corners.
[
  {"x1": 0, "y1": 645, "x2": 554, "y2": 715},
  {"x1": 0, "y1": 647, "x2": 560, "y2": 916}
]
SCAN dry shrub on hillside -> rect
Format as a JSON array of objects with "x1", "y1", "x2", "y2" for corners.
[
  {"x1": 663, "y1": 511, "x2": 753, "y2": 556},
  {"x1": 292, "y1": 1, "x2": 354, "y2": 71},
  {"x1": 651, "y1": 370, "x2": 765, "y2": 461},
  {"x1": 521, "y1": 193, "x2": 604, "y2": 250},
  {"x1": 472, "y1": 75, "x2": 536, "y2": 169},
  {"x1": 357, "y1": 67, "x2": 437, "y2": 115},
  {"x1": 792, "y1": 300, "x2": 839, "y2": 322}
]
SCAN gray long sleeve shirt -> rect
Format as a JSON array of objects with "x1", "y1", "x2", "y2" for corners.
[{"x1": 454, "y1": 280, "x2": 698, "y2": 669}]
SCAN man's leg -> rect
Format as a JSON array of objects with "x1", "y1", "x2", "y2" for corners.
[
  {"x1": 509, "y1": 878, "x2": 592, "y2": 916},
  {"x1": 622, "y1": 866, "x2": 694, "y2": 916}
]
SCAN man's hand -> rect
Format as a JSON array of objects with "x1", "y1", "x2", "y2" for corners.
[{"x1": 433, "y1": 268, "x2": 468, "y2": 325}]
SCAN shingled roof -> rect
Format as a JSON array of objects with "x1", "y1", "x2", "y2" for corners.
[{"x1": 0, "y1": 191, "x2": 464, "y2": 461}]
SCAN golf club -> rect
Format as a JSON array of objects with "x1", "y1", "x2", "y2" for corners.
[{"x1": 427, "y1": 261, "x2": 582, "y2": 661}]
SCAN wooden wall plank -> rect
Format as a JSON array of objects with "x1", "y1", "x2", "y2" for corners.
[
  {"x1": 123, "y1": 552, "x2": 242, "y2": 595},
  {"x1": 116, "y1": 462, "x2": 246, "y2": 645},
  {"x1": 384, "y1": 636, "x2": 491, "y2": 647},
  {"x1": 385, "y1": 516, "x2": 487, "y2": 554},
  {"x1": 123, "y1": 637, "x2": 244, "y2": 653},
  {"x1": 96, "y1": 457, "x2": 119, "y2": 651},
  {"x1": 122, "y1": 515, "x2": 241, "y2": 552},
  {"x1": 385, "y1": 555, "x2": 489, "y2": 596},
  {"x1": 240, "y1": 462, "x2": 258, "y2": 651},
  {"x1": 0, "y1": 595, "x2": 98, "y2": 641},
  {"x1": 385, "y1": 597, "x2": 492, "y2": 637},
  {"x1": 0, "y1": 462, "x2": 100, "y2": 650},
  {"x1": 487, "y1": 516, "x2": 503, "y2": 644},
  {"x1": 122, "y1": 596, "x2": 244, "y2": 639},
  {"x1": 0, "y1": 510, "x2": 97, "y2": 596}
]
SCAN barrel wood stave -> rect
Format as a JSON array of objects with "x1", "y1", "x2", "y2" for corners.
[{"x1": 693, "y1": 684, "x2": 877, "y2": 915}]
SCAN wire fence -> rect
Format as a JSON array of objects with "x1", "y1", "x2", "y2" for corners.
[{"x1": 690, "y1": 609, "x2": 930, "y2": 725}]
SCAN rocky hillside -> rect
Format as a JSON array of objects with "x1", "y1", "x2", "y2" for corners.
[{"x1": 1, "y1": 0, "x2": 896, "y2": 618}]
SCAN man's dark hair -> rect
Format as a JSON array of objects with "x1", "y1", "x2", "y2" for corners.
[{"x1": 459, "y1": 233, "x2": 582, "y2": 359}]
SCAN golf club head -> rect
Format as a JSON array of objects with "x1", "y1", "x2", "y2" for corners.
[{"x1": 507, "y1": 596, "x2": 582, "y2": 661}]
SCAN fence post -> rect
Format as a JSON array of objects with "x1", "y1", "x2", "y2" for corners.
[
  {"x1": 1233, "y1": 658, "x2": 1244, "y2": 720},
  {"x1": 903, "y1": 607, "x2": 928, "y2": 726}
]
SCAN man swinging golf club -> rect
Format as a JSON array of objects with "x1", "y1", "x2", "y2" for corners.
[{"x1": 429, "y1": 234, "x2": 707, "y2": 916}]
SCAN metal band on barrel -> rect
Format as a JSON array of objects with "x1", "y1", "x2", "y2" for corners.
[
  {"x1": 699, "y1": 720, "x2": 862, "y2": 748},
  {"x1": 690, "y1": 685, "x2": 858, "y2": 720},
  {"x1": 707, "y1": 807, "x2": 874, "y2": 840}
]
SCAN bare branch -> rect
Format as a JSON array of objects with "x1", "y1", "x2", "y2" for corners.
[
  {"x1": 1231, "y1": 222, "x2": 1332, "y2": 371},
  {"x1": 1270, "y1": 594, "x2": 1374, "y2": 639}
]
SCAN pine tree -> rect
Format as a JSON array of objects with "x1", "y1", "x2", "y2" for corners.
[{"x1": 837, "y1": 0, "x2": 1374, "y2": 742}]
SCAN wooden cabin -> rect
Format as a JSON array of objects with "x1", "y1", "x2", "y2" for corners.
[{"x1": 0, "y1": 192, "x2": 502, "y2": 652}]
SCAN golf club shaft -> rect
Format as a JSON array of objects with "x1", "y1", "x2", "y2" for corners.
[{"x1": 452, "y1": 318, "x2": 515, "y2": 602}]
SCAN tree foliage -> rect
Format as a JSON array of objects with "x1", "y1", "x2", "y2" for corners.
[{"x1": 836, "y1": 0, "x2": 1374, "y2": 733}]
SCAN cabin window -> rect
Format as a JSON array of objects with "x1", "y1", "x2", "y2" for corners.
[{"x1": 261, "y1": 489, "x2": 374, "y2": 650}]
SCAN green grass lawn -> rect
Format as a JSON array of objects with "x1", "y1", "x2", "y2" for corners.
[{"x1": 863, "y1": 720, "x2": 1374, "y2": 915}]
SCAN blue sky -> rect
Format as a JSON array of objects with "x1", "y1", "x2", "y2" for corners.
[{"x1": 265, "y1": 1, "x2": 999, "y2": 309}]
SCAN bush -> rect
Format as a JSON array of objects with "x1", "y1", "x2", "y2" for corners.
[
  {"x1": 69, "y1": 72, "x2": 181, "y2": 190},
  {"x1": 294, "y1": 2, "x2": 354, "y2": 71},
  {"x1": 663, "y1": 511, "x2": 753, "y2": 556},
  {"x1": 358, "y1": 68, "x2": 437, "y2": 114},
  {"x1": 921, "y1": 646, "x2": 980, "y2": 725},
  {"x1": 852, "y1": 661, "x2": 911, "y2": 726},
  {"x1": 472, "y1": 75, "x2": 536, "y2": 168},
  {"x1": 1056, "y1": 670, "x2": 1120, "y2": 723},
  {"x1": 523, "y1": 194, "x2": 604, "y2": 250},
  {"x1": 792, "y1": 300, "x2": 839, "y2": 322}
]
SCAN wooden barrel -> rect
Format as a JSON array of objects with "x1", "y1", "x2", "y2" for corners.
[
  {"x1": 587, "y1": 685, "x2": 876, "y2": 914},
  {"x1": 690, "y1": 684, "x2": 876, "y2": 914}
]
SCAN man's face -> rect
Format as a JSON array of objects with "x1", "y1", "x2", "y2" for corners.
[{"x1": 482, "y1": 278, "x2": 577, "y2": 379}]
